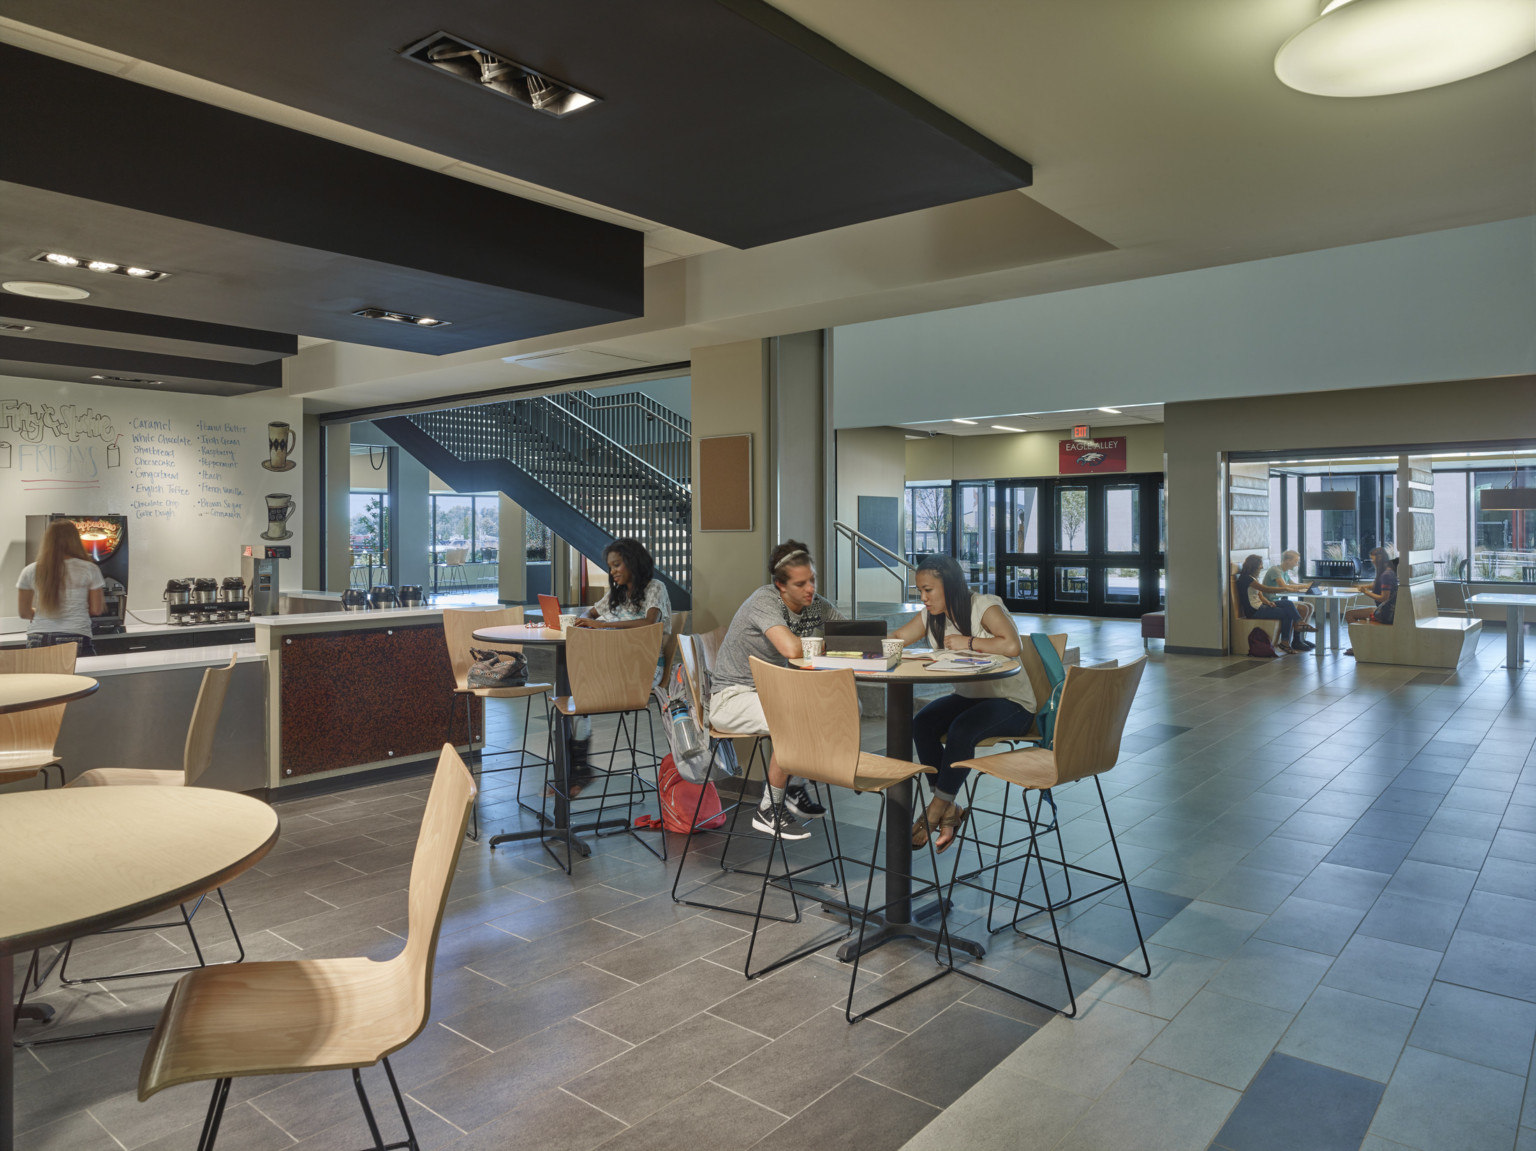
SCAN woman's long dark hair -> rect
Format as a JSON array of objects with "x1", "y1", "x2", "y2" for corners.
[
  {"x1": 917, "y1": 554, "x2": 974, "y2": 649},
  {"x1": 604, "y1": 538, "x2": 654, "y2": 614},
  {"x1": 1240, "y1": 554, "x2": 1264, "y2": 578}
]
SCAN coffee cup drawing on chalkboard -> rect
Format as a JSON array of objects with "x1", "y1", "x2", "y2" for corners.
[
  {"x1": 262, "y1": 492, "x2": 295, "y2": 541},
  {"x1": 262, "y1": 421, "x2": 297, "y2": 472}
]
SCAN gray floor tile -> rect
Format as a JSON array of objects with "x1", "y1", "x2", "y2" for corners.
[
  {"x1": 1058, "y1": 1058, "x2": 1239, "y2": 1151},
  {"x1": 1140, "y1": 989, "x2": 1292, "y2": 1090},
  {"x1": 859, "y1": 1001, "x2": 1036, "y2": 1108},
  {"x1": 584, "y1": 914, "x2": 746, "y2": 984},
  {"x1": 1292, "y1": 862, "x2": 1391, "y2": 911},
  {"x1": 1477, "y1": 857, "x2": 1536, "y2": 899},
  {"x1": 1206, "y1": 939, "x2": 1335, "y2": 1012},
  {"x1": 16, "y1": 1111, "x2": 128, "y2": 1151},
  {"x1": 1212, "y1": 1052, "x2": 1383, "y2": 1151},
  {"x1": 751, "y1": 1074, "x2": 939, "y2": 1151},
  {"x1": 439, "y1": 962, "x2": 633, "y2": 1051},
  {"x1": 1241, "y1": 836, "x2": 1333, "y2": 876},
  {"x1": 586, "y1": 1082, "x2": 782, "y2": 1151},
  {"x1": 561, "y1": 1010, "x2": 768, "y2": 1124},
  {"x1": 1098, "y1": 942, "x2": 1224, "y2": 1020},
  {"x1": 1370, "y1": 1046, "x2": 1526, "y2": 1151},
  {"x1": 1461, "y1": 890, "x2": 1536, "y2": 946},
  {"x1": 1149, "y1": 902, "x2": 1267, "y2": 959},
  {"x1": 712, "y1": 1005, "x2": 906, "y2": 1116},
  {"x1": 1408, "y1": 981, "x2": 1536, "y2": 1076},
  {"x1": 1438, "y1": 930, "x2": 1536, "y2": 1004},
  {"x1": 1356, "y1": 892, "x2": 1465, "y2": 951},
  {"x1": 437, "y1": 1086, "x2": 624, "y2": 1151},
  {"x1": 577, "y1": 957, "x2": 748, "y2": 1044},
  {"x1": 1253, "y1": 896, "x2": 1366, "y2": 956},
  {"x1": 900, "y1": 1063, "x2": 1092, "y2": 1151},
  {"x1": 1323, "y1": 834, "x2": 1413, "y2": 874},
  {"x1": 1383, "y1": 859, "x2": 1478, "y2": 906},
  {"x1": 1322, "y1": 935, "x2": 1442, "y2": 1007},
  {"x1": 1276, "y1": 986, "x2": 1416, "y2": 1083},
  {"x1": 1198, "y1": 867, "x2": 1300, "y2": 915}
]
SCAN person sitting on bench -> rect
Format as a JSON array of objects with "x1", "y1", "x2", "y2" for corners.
[
  {"x1": 1261, "y1": 550, "x2": 1317, "y2": 635},
  {"x1": 1344, "y1": 549, "x2": 1398, "y2": 655},
  {"x1": 1237, "y1": 554, "x2": 1306, "y2": 653}
]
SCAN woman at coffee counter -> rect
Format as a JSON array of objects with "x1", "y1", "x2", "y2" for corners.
[
  {"x1": 16, "y1": 520, "x2": 104, "y2": 656},
  {"x1": 887, "y1": 554, "x2": 1033, "y2": 853},
  {"x1": 567, "y1": 538, "x2": 672, "y2": 793}
]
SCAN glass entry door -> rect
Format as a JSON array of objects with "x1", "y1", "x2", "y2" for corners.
[{"x1": 998, "y1": 474, "x2": 1164, "y2": 617}]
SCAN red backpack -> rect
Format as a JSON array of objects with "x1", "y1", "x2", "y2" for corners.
[
  {"x1": 656, "y1": 754, "x2": 727, "y2": 834},
  {"x1": 1248, "y1": 627, "x2": 1278, "y2": 658}
]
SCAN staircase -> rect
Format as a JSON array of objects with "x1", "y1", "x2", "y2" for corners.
[{"x1": 377, "y1": 391, "x2": 691, "y2": 606}]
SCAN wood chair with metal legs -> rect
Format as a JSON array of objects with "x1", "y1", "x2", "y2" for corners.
[
  {"x1": 940, "y1": 658, "x2": 1152, "y2": 1018},
  {"x1": 0, "y1": 642, "x2": 77, "y2": 791},
  {"x1": 36, "y1": 657, "x2": 248, "y2": 1013},
  {"x1": 744, "y1": 657, "x2": 952, "y2": 1024},
  {"x1": 136, "y1": 744, "x2": 476, "y2": 1151},
  {"x1": 441, "y1": 608, "x2": 553, "y2": 841},
  {"x1": 548, "y1": 623, "x2": 668, "y2": 864}
]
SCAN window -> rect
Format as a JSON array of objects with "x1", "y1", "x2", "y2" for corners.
[
  {"x1": 429, "y1": 491, "x2": 500, "y2": 590},
  {"x1": 1003, "y1": 485, "x2": 1040, "y2": 553},
  {"x1": 1473, "y1": 469, "x2": 1536, "y2": 580},
  {"x1": 1434, "y1": 471, "x2": 1469, "y2": 579},
  {"x1": 1057, "y1": 486, "x2": 1088, "y2": 553},
  {"x1": 905, "y1": 484, "x2": 952, "y2": 563},
  {"x1": 957, "y1": 483, "x2": 994, "y2": 594},
  {"x1": 1103, "y1": 484, "x2": 1139, "y2": 553}
]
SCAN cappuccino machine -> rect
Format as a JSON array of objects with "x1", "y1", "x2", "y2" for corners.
[{"x1": 25, "y1": 513, "x2": 130, "y2": 634}]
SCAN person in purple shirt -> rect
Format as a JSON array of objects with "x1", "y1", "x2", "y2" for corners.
[{"x1": 1345, "y1": 548, "x2": 1398, "y2": 655}]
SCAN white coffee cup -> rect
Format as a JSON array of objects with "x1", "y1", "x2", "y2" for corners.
[
  {"x1": 801, "y1": 636, "x2": 824, "y2": 658},
  {"x1": 558, "y1": 614, "x2": 579, "y2": 631},
  {"x1": 882, "y1": 638, "x2": 904, "y2": 660}
]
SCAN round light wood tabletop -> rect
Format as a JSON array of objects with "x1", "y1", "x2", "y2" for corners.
[
  {"x1": 473, "y1": 623, "x2": 566, "y2": 646},
  {"x1": 0, "y1": 788, "x2": 279, "y2": 955},
  {"x1": 794, "y1": 655, "x2": 1021, "y2": 685},
  {"x1": 0, "y1": 673, "x2": 98, "y2": 715}
]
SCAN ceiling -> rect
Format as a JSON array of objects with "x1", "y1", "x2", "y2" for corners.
[
  {"x1": 900, "y1": 404, "x2": 1166, "y2": 438},
  {"x1": 0, "y1": 1, "x2": 1531, "y2": 413}
]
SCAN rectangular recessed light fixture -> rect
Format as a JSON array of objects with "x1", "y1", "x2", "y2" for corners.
[
  {"x1": 91, "y1": 373, "x2": 163, "y2": 385},
  {"x1": 0, "y1": 322, "x2": 35, "y2": 332},
  {"x1": 952, "y1": 418, "x2": 977, "y2": 425},
  {"x1": 33, "y1": 252, "x2": 170, "y2": 281},
  {"x1": 354, "y1": 307, "x2": 451, "y2": 328},
  {"x1": 1098, "y1": 407, "x2": 1122, "y2": 414},
  {"x1": 402, "y1": 32, "x2": 600, "y2": 118},
  {"x1": 991, "y1": 424, "x2": 1027, "y2": 433}
]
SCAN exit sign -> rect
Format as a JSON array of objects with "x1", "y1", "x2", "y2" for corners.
[{"x1": 1072, "y1": 424, "x2": 1091, "y2": 440}]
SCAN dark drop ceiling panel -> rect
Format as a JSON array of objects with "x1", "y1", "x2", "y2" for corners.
[
  {"x1": 0, "y1": 296, "x2": 295, "y2": 364},
  {"x1": 0, "y1": 0, "x2": 1034, "y2": 248},
  {"x1": 0, "y1": 342, "x2": 282, "y2": 397}
]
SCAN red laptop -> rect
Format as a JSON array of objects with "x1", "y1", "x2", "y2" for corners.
[{"x1": 538, "y1": 594, "x2": 563, "y2": 630}]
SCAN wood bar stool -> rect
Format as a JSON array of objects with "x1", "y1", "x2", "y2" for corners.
[
  {"x1": 0, "y1": 642, "x2": 77, "y2": 790},
  {"x1": 441, "y1": 608, "x2": 552, "y2": 842},
  {"x1": 941, "y1": 658, "x2": 1152, "y2": 1018},
  {"x1": 45, "y1": 656, "x2": 249, "y2": 1003},
  {"x1": 551, "y1": 623, "x2": 667, "y2": 861},
  {"x1": 746, "y1": 657, "x2": 951, "y2": 1024},
  {"x1": 136, "y1": 745, "x2": 476, "y2": 1151}
]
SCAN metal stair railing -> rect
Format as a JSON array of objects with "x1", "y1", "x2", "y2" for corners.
[
  {"x1": 834, "y1": 520, "x2": 917, "y2": 614},
  {"x1": 404, "y1": 395, "x2": 691, "y2": 590},
  {"x1": 546, "y1": 389, "x2": 691, "y2": 485}
]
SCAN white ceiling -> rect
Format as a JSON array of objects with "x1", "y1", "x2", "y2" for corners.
[{"x1": 4, "y1": 2, "x2": 1532, "y2": 413}]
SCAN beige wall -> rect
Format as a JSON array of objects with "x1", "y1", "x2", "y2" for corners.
[
  {"x1": 498, "y1": 493, "x2": 525, "y2": 604},
  {"x1": 834, "y1": 426, "x2": 909, "y2": 603},
  {"x1": 690, "y1": 339, "x2": 770, "y2": 630},
  {"x1": 324, "y1": 423, "x2": 352, "y2": 592},
  {"x1": 906, "y1": 423, "x2": 1165, "y2": 481},
  {"x1": 1164, "y1": 374, "x2": 1536, "y2": 653}
]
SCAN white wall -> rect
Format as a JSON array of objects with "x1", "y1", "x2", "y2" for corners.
[
  {"x1": 0, "y1": 375, "x2": 304, "y2": 612},
  {"x1": 832, "y1": 217, "x2": 1536, "y2": 428}
]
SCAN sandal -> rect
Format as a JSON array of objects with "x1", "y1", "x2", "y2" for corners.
[
  {"x1": 934, "y1": 804, "x2": 969, "y2": 854},
  {"x1": 912, "y1": 796, "x2": 951, "y2": 849}
]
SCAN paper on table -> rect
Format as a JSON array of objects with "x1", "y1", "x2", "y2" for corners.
[{"x1": 924, "y1": 653, "x2": 1001, "y2": 673}]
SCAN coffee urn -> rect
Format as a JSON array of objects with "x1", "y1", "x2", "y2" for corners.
[{"x1": 240, "y1": 544, "x2": 290, "y2": 615}]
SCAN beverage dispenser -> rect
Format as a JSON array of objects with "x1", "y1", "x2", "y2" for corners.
[{"x1": 241, "y1": 544, "x2": 290, "y2": 616}]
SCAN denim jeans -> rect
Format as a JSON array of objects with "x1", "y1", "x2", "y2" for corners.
[
  {"x1": 912, "y1": 693, "x2": 1033, "y2": 795},
  {"x1": 27, "y1": 631, "x2": 97, "y2": 657},
  {"x1": 1245, "y1": 603, "x2": 1299, "y2": 644}
]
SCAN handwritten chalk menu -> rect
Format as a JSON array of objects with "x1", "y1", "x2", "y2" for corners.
[{"x1": 0, "y1": 376, "x2": 304, "y2": 610}]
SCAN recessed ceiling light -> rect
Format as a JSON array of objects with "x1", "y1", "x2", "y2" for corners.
[
  {"x1": 991, "y1": 425, "x2": 1027, "y2": 433},
  {"x1": 1098, "y1": 407, "x2": 1122, "y2": 414},
  {"x1": 90, "y1": 374, "x2": 164, "y2": 385},
  {"x1": 354, "y1": 307, "x2": 452, "y2": 328},
  {"x1": 3, "y1": 281, "x2": 90, "y2": 300},
  {"x1": 1276, "y1": 0, "x2": 1536, "y2": 97},
  {"x1": 0, "y1": 322, "x2": 35, "y2": 332},
  {"x1": 952, "y1": 418, "x2": 977, "y2": 425},
  {"x1": 30, "y1": 252, "x2": 170, "y2": 281},
  {"x1": 403, "y1": 31, "x2": 601, "y2": 118}
]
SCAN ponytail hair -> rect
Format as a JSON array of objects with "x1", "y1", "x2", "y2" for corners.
[
  {"x1": 34, "y1": 520, "x2": 89, "y2": 616},
  {"x1": 916, "y1": 554, "x2": 974, "y2": 649}
]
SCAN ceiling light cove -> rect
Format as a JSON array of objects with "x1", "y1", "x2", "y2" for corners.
[
  {"x1": 34, "y1": 252, "x2": 172, "y2": 281},
  {"x1": 1276, "y1": 0, "x2": 1536, "y2": 97},
  {"x1": 991, "y1": 424, "x2": 1028, "y2": 433},
  {"x1": 952, "y1": 418, "x2": 977, "y2": 425},
  {"x1": 353, "y1": 307, "x2": 451, "y2": 328},
  {"x1": 403, "y1": 32, "x2": 600, "y2": 118}
]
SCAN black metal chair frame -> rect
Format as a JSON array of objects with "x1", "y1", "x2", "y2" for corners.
[
  {"x1": 939, "y1": 774, "x2": 1149, "y2": 1018},
  {"x1": 194, "y1": 1056, "x2": 417, "y2": 1151},
  {"x1": 450, "y1": 681, "x2": 553, "y2": 843}
]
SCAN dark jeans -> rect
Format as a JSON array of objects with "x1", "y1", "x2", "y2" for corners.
[
  {"x1": 912, "y1": 693, "x2": 1033, "y2": 795},
  {"x1": 27, "y1": 631, "x2": 96, "y2": 657},
  {"x1": 1245, "y1": 603, "x2": 1299, "y2": 644}
]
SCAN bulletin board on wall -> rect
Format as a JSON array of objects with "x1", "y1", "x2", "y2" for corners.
[
  {"x1": 0, "y1": 375, "x2": 305, "y2": 613},
  {"x1": 856, "y1": 495, "x2": 899, "y2": 568},
  {"x1": 699, "y1": 433, "x2": 753, "y2": 531}
]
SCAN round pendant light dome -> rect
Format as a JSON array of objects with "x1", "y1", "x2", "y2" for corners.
[
  {"x1": 1276, "y1": 0, "x2": 1536, "y2": 97},
  {"x1": 2, "y1": 281, "x2": 91, "y2": 300}
]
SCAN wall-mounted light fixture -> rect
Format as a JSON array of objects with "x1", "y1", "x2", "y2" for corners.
[{"x1": 1276, "y1": 0, "x2": 1536, "y2": 97}]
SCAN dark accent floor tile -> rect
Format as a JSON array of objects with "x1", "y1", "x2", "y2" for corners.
[
  {"x1": 1202, "y1": 661, "x2": 1269, "y2": 678},
  {"x1": 1213, "y1": 1053, "x2": 1382, "y2": 1151},
  {"x1": 859, "y1": 1001, "x2": 1036, "y2": 1108},
  {"x1": 751, "y1": 1074, "x2": 939, "y2": 1151}
]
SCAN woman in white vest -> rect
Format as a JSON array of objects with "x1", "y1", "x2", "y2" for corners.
[{"x1": 888, "y1": 554, "x2": 1034, "y2": 853}]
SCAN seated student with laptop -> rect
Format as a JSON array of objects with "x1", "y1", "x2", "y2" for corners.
[
  {"x1": 708, "y1": 539, "x2": 845, "y2": 840},
  {"x1": 1261, "y1": 550, "x2": 1318, "y2": 637},
  {"x1": 1236, "y1": 554, "x2": 1307, "y2": 653}
]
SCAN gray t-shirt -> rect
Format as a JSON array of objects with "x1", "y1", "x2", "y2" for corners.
[
  {"x1": 711, "y1": 584, "x2": 844, "y2": 692},
  {"x1": 17, "y1": 557, "x2": 103, "y2": 637}
]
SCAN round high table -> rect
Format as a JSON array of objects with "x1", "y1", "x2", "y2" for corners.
[
  {"x1": 1467, "y1": 592, "x2": 1536, "y2": 669},
  {"x1": 0, "y1": 787, "x2": 279, "y2": 1151},
  {"x1": 470, "y1": 624, "x2": 628, "y2": 867},
  {"x1": 799, "y1": 654, "x2": 1021, "y2": 963},
  {"x1": 1293, "y1": 587, "x2": 1364, "y2": 656},
  {"x1": 0, "y1": 673, "x2": 98, "y2": 715}
]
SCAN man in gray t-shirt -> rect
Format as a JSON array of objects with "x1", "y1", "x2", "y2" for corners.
[
  {"x1": 1261, "y1": 550, "x2": 1314, "y2": 636},
  {"x1": 711, "y1": 584, "x2": 844, "y2": 693}
]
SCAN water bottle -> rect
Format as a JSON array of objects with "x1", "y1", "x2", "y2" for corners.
[{"x1": 666, "y1": 696, "x2": 706, "y2": 758}]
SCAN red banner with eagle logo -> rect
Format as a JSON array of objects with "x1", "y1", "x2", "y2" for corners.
[{"x1": 1058, "y1": 437, "x2": 1127, "y2": 474}]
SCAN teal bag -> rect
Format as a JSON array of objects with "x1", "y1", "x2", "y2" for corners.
[{"x1": 1028, "y1": 633, "x2": 1068, "y2": 830}]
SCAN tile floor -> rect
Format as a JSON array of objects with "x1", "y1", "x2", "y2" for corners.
[{"x1": 10, "y1": 616, "x2": 1536, "y2": 1151}]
